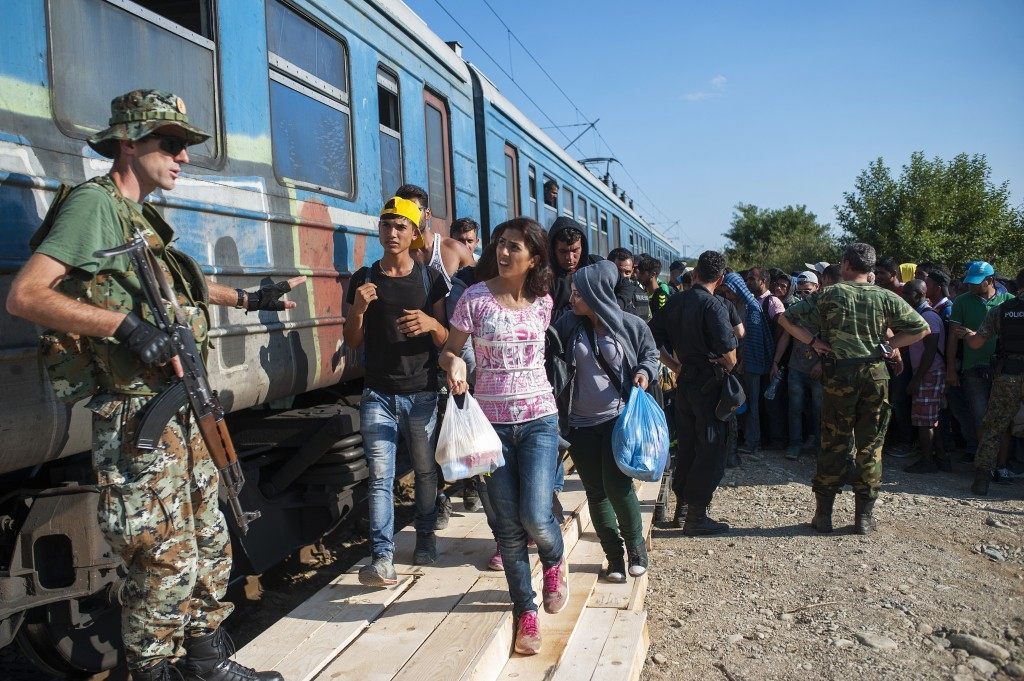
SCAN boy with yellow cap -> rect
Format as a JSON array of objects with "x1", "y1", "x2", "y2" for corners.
[{"x1": 343, "y1": 197, "x2": 450, "y2": 586}]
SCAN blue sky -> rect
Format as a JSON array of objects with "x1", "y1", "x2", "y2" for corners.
[{"x1": 407, "y1": 0, "x2": 1024, "y2": 258}]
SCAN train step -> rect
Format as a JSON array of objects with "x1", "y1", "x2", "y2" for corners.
[{"x1": 233, "y1": 474, "x2": 656, "y2": 681}]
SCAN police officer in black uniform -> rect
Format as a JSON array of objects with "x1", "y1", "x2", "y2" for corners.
[{"x1": 651, "y1": 251, "x2": 738, "y2": 535}]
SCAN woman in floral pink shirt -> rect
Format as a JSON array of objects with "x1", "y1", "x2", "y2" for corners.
[{"x1": 441, "y1": 218, "x2": 567, "y2": 656}]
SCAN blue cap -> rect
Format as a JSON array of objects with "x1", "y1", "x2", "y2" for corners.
[{"x1": 963, "y1": 261, "x2": 994, "y2": 285}]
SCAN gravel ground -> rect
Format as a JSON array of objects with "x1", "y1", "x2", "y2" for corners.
[{"x1": 642, "y1": 450, "x2": 1024, "y2": 681}]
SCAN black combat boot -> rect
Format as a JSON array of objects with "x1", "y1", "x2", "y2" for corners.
[
  {"x1": 971, "y1": 468, "x2": 990, "y2": 496},
  {"x1": 854, "y1": 494, "x2": 877, "y2": 535},
  {"x1": 672, "y1": 499, "x2": 687, "y2": 529},
  {"x1": 682, "y1": 506, "x2": 729, "y2": 536},
  {"x1": 132, "y1": 660, "x2": 180, "y2": 681},
  {"x1": 182, "y1": 628, "x2": 283, "y2": 681},
  {"x1": 810, "y1": 493, "x2": 835, "y2": 533}
]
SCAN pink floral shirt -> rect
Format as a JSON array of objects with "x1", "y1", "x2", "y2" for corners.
[{"x1": 450, "y1": 283, "x2": 558, "y2": 424}]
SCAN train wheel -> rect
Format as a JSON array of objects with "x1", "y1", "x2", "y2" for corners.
[{"x1": 15, "y1": 589, "x2": 122, "y2": 678}]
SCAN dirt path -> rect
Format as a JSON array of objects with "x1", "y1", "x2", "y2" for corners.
[{"x1": 642, "y1": 452, "x2": 1024, "y2": 681}]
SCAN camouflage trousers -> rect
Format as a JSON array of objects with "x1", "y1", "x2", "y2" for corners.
[
  {"x1": 813, "y1": 363, "x2": 891, "y2": 499},
  {"x1": 975, "y1": 374, "x2": 1024, "y2": 471},
  {"x1": 89, "y1": 394, "x2": 233, "y2": 669}
]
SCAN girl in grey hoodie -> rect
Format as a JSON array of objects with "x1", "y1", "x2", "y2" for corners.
[{"x1": 552, "y1": 260, "x2": 661, "y2": 581}]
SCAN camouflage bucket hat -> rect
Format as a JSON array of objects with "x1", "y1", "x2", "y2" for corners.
[{"x1": 87, "y1": 89, "x2": 210, "y2": 158}]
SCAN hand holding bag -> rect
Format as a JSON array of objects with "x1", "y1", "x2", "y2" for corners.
[
  {"x1": 435, "y1": 392, "x2": 505, "y2": 481},
  {"x1": 611, "y1": 387, "x2": 670, "y2": 482}
]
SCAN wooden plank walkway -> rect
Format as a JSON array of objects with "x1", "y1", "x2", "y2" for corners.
[{"x1": 235, "y1": 473, "x2": 656, "y2": 681}]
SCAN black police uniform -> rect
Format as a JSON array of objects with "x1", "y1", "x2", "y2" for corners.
[{"x1": 651, "y1": 283, "x2": 738, "y2": 526}]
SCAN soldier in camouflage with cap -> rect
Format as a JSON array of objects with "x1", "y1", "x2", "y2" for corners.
[
  {"x1": 778, "y1": 243, "x2": 928, "y2": 535},
  {"x1": 6, "y1": 90, "x2": 299, "y2": 681}
]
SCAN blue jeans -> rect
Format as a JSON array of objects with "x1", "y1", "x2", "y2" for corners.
[
  {"x1": 361, "y1": 388, "x2": 439, "y2": 559},
  {"x1": 488, "y1": 414, "x2": 564, "y2": 616},
  {"x1": 741, "y1": 371, "x2": 765, "y2": 450},
  {"x1": 788, "y1": 369, "x2": 822, "y2": 449},
  {"x1": 961, "y1": 366, "x2": 994, "y2": 437}
]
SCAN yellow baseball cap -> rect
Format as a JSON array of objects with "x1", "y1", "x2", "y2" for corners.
[{"x1": 380, "y1": 196, "x2": 422, "y2": 226}]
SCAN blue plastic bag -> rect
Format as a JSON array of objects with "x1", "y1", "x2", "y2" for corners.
[{"x1": 611, "y1": 387, "x2": 670, "y2": 482}]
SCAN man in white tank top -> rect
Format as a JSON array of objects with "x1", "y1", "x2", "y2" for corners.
[{"x1": 395, "y1": 184, "x2": 475, "y2": 289}]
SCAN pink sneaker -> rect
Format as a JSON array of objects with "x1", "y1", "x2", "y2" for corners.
[
  {"x1": 488, "y1": 545, "x2": 504, "y2": 571},
  {"x1": 514, "y1": 611, "x2": 541, "y2": 655},
  {"x1": 542, "y1": 559, "x2": 568, "y2": 614}
]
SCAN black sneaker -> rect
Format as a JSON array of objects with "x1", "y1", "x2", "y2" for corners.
[
  {"x1": 434, "y1": 494, "x2": 452, "y2": 531},
  {"x1": 604, "y1": 556, "x2": 626, "y2": 583},
  {"x1": 463, "y1": 479, "x2": 481, "y2": 512},
  {"x1": 359, "y1": 555, "x2": 398, "y2": 587},
  {"x1": 413, "y1": 532, "x2": 437, "y2": 565},
  {"x1": 627, "y1": 542, "x2": 648, "y2": 577}
]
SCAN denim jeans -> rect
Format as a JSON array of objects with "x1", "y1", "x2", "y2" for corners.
[
  {"x1": 788, "y1": 369, "x2": 822, "y2": 449},
  {"x1": 488, "y1": 414, "x2": 564, "y2": 616},
  {"x1": 741, "y1": 371, "x2": 765, "y2": 450},
  {"x1": 961, "y1": 366, "x2": 994, "y2": 437},
  {"x1": 361, "y1": 388, "x2": 438, "y2": 559}
]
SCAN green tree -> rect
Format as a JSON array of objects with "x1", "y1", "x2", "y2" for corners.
[
  {"x1": 723, "y1": 203, "x2": 837, "y2": 273},
  {"x1": 836, "y1": 152, "x2": 1023, "y2": 276}
]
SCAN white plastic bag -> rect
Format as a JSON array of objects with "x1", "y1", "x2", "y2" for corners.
[{"x1": 435, "y1": 392, "x2": 505, "y2": 481}]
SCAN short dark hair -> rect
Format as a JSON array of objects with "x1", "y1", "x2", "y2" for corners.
[
  {"x1": 450, "y1": 217, "x2": 478, "y2": 238},
  {"x1": 395, "y1": 184, "x2": 428, "y2": 208},
  {"x1": 845, "y1": 243, "x2": 878, "y2": 274},
  {"x1": 681, "y1": 270, "x2": 693, "y2": 286},
  {"x1": 695, "y1": 250, "x2": 727, "y2": 283},
  {"x1": 554, "y1": 227, "x2": 583, "y2": 246},
  {"x1": 607, "y1": 247, "x2": 633, "y2": 263},
  {"x1": 822, "y1": 263, "x2": 842, "y2": 282},
  {"x1": 637, "y1": 254, "x2": 662, "y2": 276},
  {"x1": 927, "y1": 266, "x2": 951, "y2": 288},
  {"x1": 669, "y1": 260, "x2": 685, "y2": 272},
  {"x1": 476, "y1": 217, "x2": 552, "y2": 298},
  {"x1": 746, "y1": 266, "x2": 769, "y2": 283},
  {"x1": 769, "y1": 268, "x2": 789, "y2": 284},
  {"x1": 543, "y1": 179, "x2": 559, "y2": 191},
  {"x1": 875, "y1": 256, "x2": 897, "y2": 275},
  {"x1": 917, "y1": 260, "x2": 937, "y2": 276}
]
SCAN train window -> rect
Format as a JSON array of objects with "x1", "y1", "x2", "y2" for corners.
[
  {"x1": 577, "y1": 196, "x2": 587, "y2": 223},
  {"x1": 589, "y1": 204, "x2": 599, "y2": 252},
  {"x1": 423, "y1": 90, "x2": 453, "y2": 226},
  {"x1": 629, "y1": 230, "x2": 635, "y2": 248},
  {"x1": 503, "y1": 143, "x2": 521, "y2": 219},
  {"x1": 562, "y1": 187, "x2": 574, "y2": 216},
  {"x1": 49, "y1": 0, "x2": 220, "y2": 162},
  {"x1": 266, "y1": 0, "x2": 353, "y2": 196},
  {"x1": 378, "y1": 66, "x2": 403, "y2": 202},
  {"x1": 528, "y1": 165, "x2": 538, "y2": 219},
  {"x1": 612, "y1": 215, "x2": 621, "y2": 250},
  {"x1": 542, "y1": 174, "x2": 557, "y2": 228},
  {"x1": 599, "y1": 210, "x2": 609, "y2": 257}
]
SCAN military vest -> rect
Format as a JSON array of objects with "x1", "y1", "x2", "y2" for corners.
[
  {"x1": 997, "y1": 297, "x2": 1024, "y2": 359},
  {"x1": 29, "y1": 176, "x2": 210, "y2": 402}
]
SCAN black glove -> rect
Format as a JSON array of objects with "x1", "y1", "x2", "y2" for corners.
[
  {"x1": 114, "y1": 313, "x2": 175, "y2": 368},
  {"x1": 244, "y1": 280, "x2": 294, "y2": 312}
]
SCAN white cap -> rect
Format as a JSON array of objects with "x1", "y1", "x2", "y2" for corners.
[
  {"x1": 804, "y1": 261, "x2": 830, "y2": 273},
  {"x1": 797, "y1": 270, "x2": 819, "y2": 284}
]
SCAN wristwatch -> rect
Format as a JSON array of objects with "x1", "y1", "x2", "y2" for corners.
[{"x1": 234, "y1": 288, "x2": 247, "y2": 309}]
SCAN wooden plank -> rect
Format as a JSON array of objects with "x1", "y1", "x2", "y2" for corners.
[
  {"x1": 315, "y1": 566, "x2": 481, "y2": 681},
  {"x1": 346, "y1": 506, "x2": 485, "y2": 575},
  {"x1": 547, "y1": 608, "x2": 617, "y2": 681},
  {"x1": 587, "y1": 494, "x2": 656, "y2": 610},
  {"x1": 391, "y1": 578, "x2": 514, "y2": 681},
  {"x1": 234, "y1": 573, "x2": 412, "y2": 678},
  {"x1": 590, "y1": 610, "x2": 648, "y2": 681}
]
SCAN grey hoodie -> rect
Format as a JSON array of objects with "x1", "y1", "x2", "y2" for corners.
[{"x1": 552, "y1": 260, "x2": 661, "y2": 409}]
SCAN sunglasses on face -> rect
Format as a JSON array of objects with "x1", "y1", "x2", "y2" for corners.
[{"x1": 146, "y1": 133, "x2": 189, "y2": 156}]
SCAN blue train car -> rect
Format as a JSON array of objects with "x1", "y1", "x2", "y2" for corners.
[
  {"x1": 0, "y1": 0, "x2": 677, "y2": 674},
  {"x1": 469, "y1": 63, "x2": 677, "y2": 266}
]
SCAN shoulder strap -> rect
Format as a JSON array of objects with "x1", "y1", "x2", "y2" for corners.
[
  {"x1": 585, "y1": 322, "x2": 625, "y2": 397},
  {"x1": 29, "y1": 181, "x2": 95, "y2": 251}
]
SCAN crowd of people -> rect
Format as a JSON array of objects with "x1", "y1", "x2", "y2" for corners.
[{"x1": 9, "y1": 89, "x2": 1022, "y2": 678}]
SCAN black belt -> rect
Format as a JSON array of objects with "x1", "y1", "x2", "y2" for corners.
[{"x1": 823, "y1": 355, "x2": 883, "y2": 369}]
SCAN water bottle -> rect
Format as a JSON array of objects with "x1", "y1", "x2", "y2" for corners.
[{"x1": 764, "y1": 368, "x2": 784, "y2": 400}]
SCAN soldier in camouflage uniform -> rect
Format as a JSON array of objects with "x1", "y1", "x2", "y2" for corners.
[
  {"x1": 6, "y1": 91, "x2": 300, "y2": 681},
  {"x1": 778, "y1": 243, "x2": 929, "y2": 535},
  {"x1": 953, "y1": 295, "x2": 1024, "y2": 495}
]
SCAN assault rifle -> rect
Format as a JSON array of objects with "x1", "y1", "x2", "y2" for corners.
[{"x1": 94, "y1": 235, "x2": 260, "y2": 534}]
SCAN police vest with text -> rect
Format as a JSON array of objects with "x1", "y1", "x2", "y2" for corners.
[{"x1": 996, "y1": 297, "x2": 1024, "y2": 374}]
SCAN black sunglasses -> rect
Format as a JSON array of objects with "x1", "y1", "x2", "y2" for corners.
[{"x1": 145, "y1": 133, "x2": 189, "y2": 156}]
